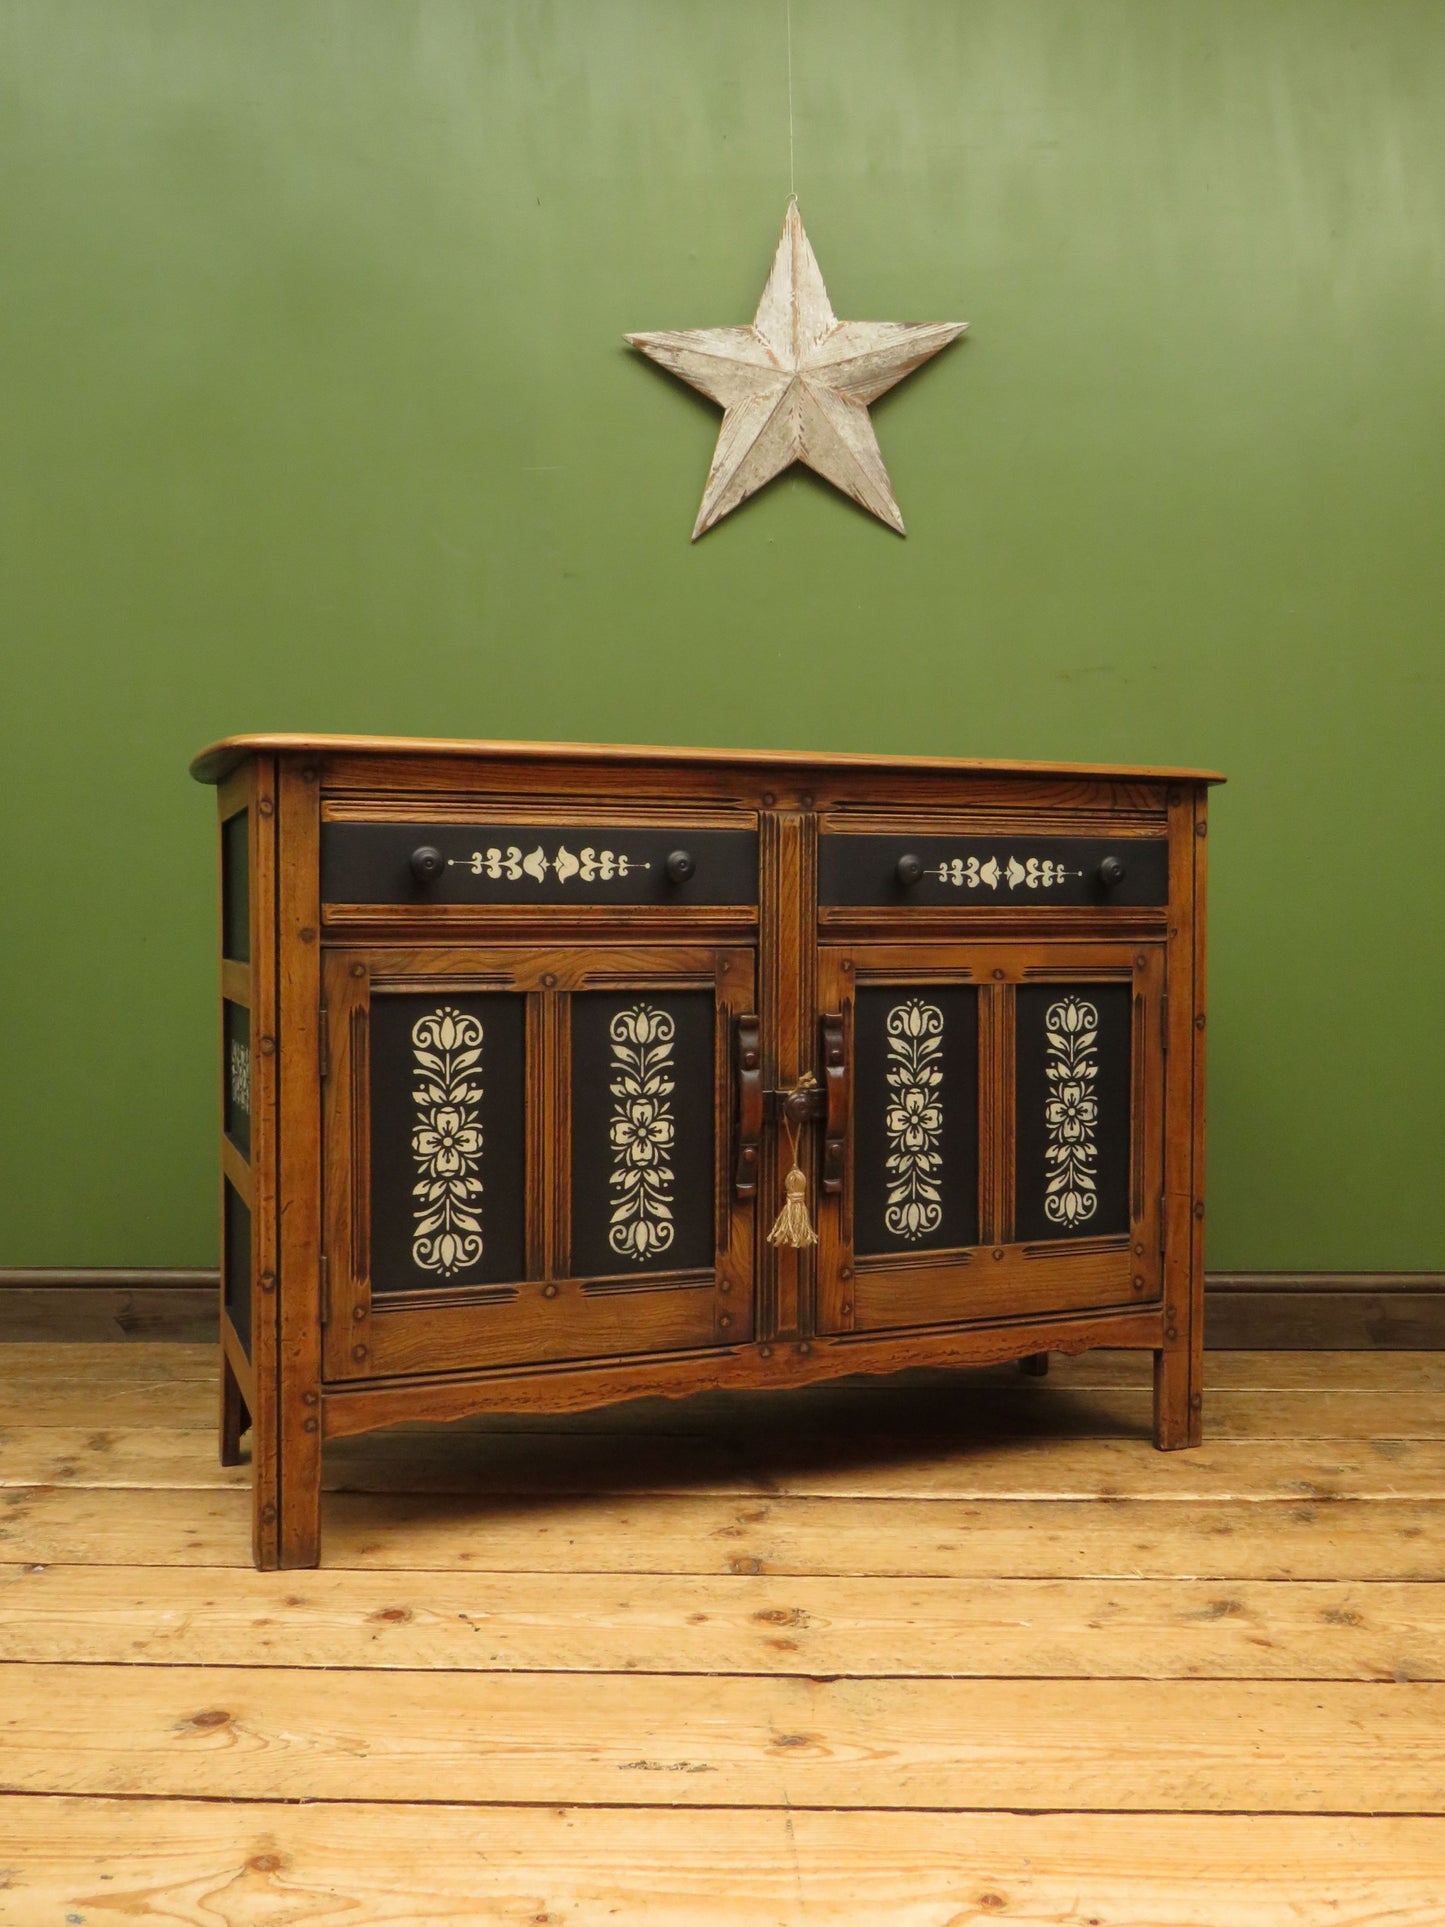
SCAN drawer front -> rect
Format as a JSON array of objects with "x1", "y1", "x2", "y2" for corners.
[
  {"x1": 819, "y1": 833, "x2": 1168, "y2": 909},
  {"x1": 322, "y1": 822, "x2": 758, "y2": 908}
]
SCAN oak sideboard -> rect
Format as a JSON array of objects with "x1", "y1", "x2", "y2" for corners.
[{"x1": 192, "y1": 734, "x2": 1222, "y2": 1569}]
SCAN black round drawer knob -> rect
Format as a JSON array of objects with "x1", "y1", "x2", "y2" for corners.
[
  {"x1": 1098, "y1": 854, "x2": 1128, "y2": 888},
  {"x1": 409, "y1": 845, "x2": 446, "y2": 885},
  {"x1": 665, "y1": 849, "x2": 695, "y2": 885},
  {"x1": 895, "y1": 853, "x2": 925, "y2": 887}
]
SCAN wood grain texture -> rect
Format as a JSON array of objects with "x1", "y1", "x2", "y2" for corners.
[
  {"x1": 0, "y1": 1285, "x2": 219, "y2": 1341},
  {"x1": 195, "y1": 738, "x2": 1214, "y2": 1564},
  {"x1": 9, "y1": 1422, "x2": 1445, "y2": 1500},
  {"x1": 316, "y1": 1308, "x2": 1166, "y2": 1439},
  {"x1": 8, "y1": 1348, "x2": 1445, "y2": 1425},
  {"x1": 274, "y1": 759, "x2": 323, "y2": 1568},
  {"x1": 2, "y1": 1801, "x2": 1438, "y2": 1927},
  {"x1": 758, "y1": 808, "x2": 815, "y2": 1339},
  {"x1": 1158, "y1": 782, "x2": 1203, "y2": 1448},
  {"x1": 6, "y1": 1486, "x2": 1445, "y2": 1582},
  {"x1": 1209, "y1": 1286, "x2": 1445, "y2": 1350},
  {"x1": 239, "y1": 756, "x2": 281, "y2": 1569},
  {"x1": 9, "y1": 1278, "x2": 1441, "y2": 1348},
  {"x1": 22, "y1": 1366, "x2": 1445, "y2": 1441},
  {"x1": 14, "y1": 1342, "x2": 1445, "y2": 1418},
  {"x1": 8, "y1": 1344, "x2": 1445, "y2": 1918},
  {"x1": 189, "y1": 733, "x2": 1226, "y2": 787},
  {"x1": 6, "y1": 1663, "x2": 1445, "y2": 1810},
  {"x1": 3, "y1": 1564, "x2": 1442, "y2": 1680}
]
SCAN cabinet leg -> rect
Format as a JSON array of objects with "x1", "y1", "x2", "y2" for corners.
[
  {"x1": 273, "y1": 1389, "x2": 323, "y2": 1570},
  {"x1": 251, "y1": 1441, "x2": 280, "y2": 1569},
  {"x1": 278, "y1": 1451, "x2": 323, "y2": 1570},
  {"x1": 1154, "y1": 1343, "x2": 1201, "y2": 1450},
  {"x1": 248, "y1": 1432, "x2": 321, "y2": 1569},
  {"x1": 1018, "y1": 1352, "x2": 1050, "y2": 1377},
  {"x1": 219, "y1": 1350, "x2": 249, "y2": 1467}
]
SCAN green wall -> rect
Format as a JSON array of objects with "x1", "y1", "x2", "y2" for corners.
[{"x1": 2, "y1": 0, "x2": 1441, "y2": 1270}]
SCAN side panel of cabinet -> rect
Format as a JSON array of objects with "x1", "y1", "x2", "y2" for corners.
[
  {"x1": 322, "y1": 943, "x2": 755, "y2": 1381},
  {"x1": 216, "y1": 759, "x2": 283, "y2": 1567},
  {"x1": 817, "y1": 942, "x2": 1165, "y2": 1335}
]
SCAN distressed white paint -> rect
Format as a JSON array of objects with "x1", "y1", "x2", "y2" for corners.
[{"x1": 627, "y1": 200, "x2": 965, "y2": 539}]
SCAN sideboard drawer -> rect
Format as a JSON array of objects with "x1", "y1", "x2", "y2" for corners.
[
  {"x1": 818, "y1": 832, "x2": 1169, "y2": 909},
  {"x1": 321, "y1": 821, "x2": 759, "y2": 909}
]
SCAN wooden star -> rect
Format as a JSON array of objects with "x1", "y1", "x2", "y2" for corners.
[{"x1": 626, "y1": 198, "x2": 965, "y2": 540}]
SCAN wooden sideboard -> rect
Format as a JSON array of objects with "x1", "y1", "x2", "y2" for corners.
[{"x1": 193, "y1": 734, "x2": 1222, "y2": 1570}]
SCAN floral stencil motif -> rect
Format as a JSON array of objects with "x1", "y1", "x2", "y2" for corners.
[
  {"x1": 411, "y1": 1008, "x2": 485, "y2": 1276},
  {"x1": 466, "y1": 845, "x2": 650, "y2": 883},
  {"x1": 607, "y1": 1004, "x2": 677, "y2": 1262},
  {"x1": 884, "y1": 1000, "x2": 945, "y2": 1240},
  {"x1": 932, "y1": 855, "x2": 1083, "y2": 891},
  {"x1": 229, "y1": 1038, "x2": 250, "y2": 1116},
  {"x1": 1043, "y1": 997, "x2": 1099, "y2": 1228}
]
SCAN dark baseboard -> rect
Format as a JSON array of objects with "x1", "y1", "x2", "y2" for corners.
[
  {"x1": 0, "y1": 1269, "x2": 218, "y2": 1287},
  {"x1": 1205, "y1": 1272, "x2": 1445, "y2": 1350},
  {"x1": 0, "y1": 1271, "x2": 219, "y2": 1342},
  {"x1": 0, "y1": 1268, "x2": 1441, "y2": 1347}
]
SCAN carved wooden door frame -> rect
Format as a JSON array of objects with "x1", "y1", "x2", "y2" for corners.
[{"x1": 814, "y1": 939, "x2": 1167, "y2": 1337}]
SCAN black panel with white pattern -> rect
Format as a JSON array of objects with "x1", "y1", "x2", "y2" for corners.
[
  {"x1": 853, "y1": 986, "x2": 979, "y2": 1256},
  {"x1": 369, "y1": 993, "x2": 527, "y2": 1292},
  {"x1": 223, "y1": 999, "x2": 251, "y2": 1159},
  {"x1": 820, "y1": 834, "x2": 1168, "y2": 907},
  {"x1": 1014, "y1": 984, "x2": 1132, "y2": 1241},
  {"x1": 569, "y1": 992, "x2": 716, "y2": 1278}
]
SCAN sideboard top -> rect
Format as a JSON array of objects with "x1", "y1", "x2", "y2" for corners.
[{"x1": 190, "y1": 733, "x2": 1225, "y2": 788}]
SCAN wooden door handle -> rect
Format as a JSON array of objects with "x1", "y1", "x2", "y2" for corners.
[
  {"x1": 737, "y1": 1013, "x2": 845, "y2": 1197},
  {"x1": 734, "y1": 1013, "x2": 763, "y2": 1197},
  {"x1": 820, "y1": 1010, "x2": 848, "y2": 1194}
]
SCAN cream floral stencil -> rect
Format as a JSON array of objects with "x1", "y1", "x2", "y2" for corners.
[
  {"x1": 411, "y1": 1008, "x2": 485, "y2": 1276},
  {"x1": 884, "y1": 999, "x2": 945, "y2": 1240},
  {"x1": 229, "y1": 1038, "x2": 250, "y2": 1115},
  {"x1": 607, "y1": 1004, "x2": 677, "y2": 1262},
  {"x1": 1043, "y1": 997, "x2": 1100, "y2": 1227},
  {"x1": 464, "y1": 844, "x2": 650, "y2": 883}
]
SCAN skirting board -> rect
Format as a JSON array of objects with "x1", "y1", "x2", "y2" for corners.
[
  {"x1": 1205, "y1": 1272, "x2": 1445, "y2": 1350},
  {"x1": 0, "y1": 1269, "x2": 1441, "y2": 1348},
  {"x1": 0, "y1": 1273, "x2": 220, "y2": 1343}
]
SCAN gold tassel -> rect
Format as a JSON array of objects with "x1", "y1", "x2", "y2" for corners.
[
  {"x1": 767, "y1": 1109, "x2": 818, "y2": 1249},
  {"x1": 767, "y1": 1164, "x2": 818, "y2": 1247}
]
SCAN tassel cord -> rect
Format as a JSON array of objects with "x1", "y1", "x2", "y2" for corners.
[{"x1": 767, "y1": 1085, "x2": 819, "y2": 1249}]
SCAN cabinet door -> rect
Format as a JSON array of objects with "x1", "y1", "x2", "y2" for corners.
[
  {"x1": 322, "y1": 943, "x2": 755, "y2": 1381},
  {"x1": 816, "y1": 942, "x2": 1165, "y2": 1335}
]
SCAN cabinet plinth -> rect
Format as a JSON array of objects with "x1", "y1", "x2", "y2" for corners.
[{"x1": 195, "y1": 735, "x2": 1221, "y2": 1569}]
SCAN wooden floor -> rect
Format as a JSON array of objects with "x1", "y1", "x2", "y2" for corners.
[{"x1": 3, "y1": 1347, "x2": 1445, "y2": 1923}]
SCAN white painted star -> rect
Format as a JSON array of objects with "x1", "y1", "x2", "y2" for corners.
[{"x1": 626, "y1": 198, "x2": 965, "y2": 540}]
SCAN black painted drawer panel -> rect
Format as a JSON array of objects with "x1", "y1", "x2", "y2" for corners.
[
  {"x1": 819, "y1": 834, "x2": 1168, "y2": 908},
  {"x1": 322, "y1": 823, "x2": 758, "y2": 907}
]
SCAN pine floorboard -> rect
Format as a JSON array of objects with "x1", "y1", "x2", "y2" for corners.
[{"x1": 1, "y1": 1348, "x2": 1443, "y2": 1922}]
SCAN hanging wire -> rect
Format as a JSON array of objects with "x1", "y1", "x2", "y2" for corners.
[{"x1": 786, "y1": 0, "x2": 795, "y2": 198}]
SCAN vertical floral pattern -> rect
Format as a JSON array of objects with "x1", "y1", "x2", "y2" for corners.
[
  {"x1": 884, "y1": 1000, "x2": 945, "y2": 1240},
  {"x1": 1043, "y1": 996, "x2": 1099, "y2": 1228},
  {"x1": 411, "y1": 1009, "x2": 485, "y2": 1276},
  {"x1": 229, "y1": 1038, "x2": 250, "y2": 1117},
  {"x1": 607, "y1": 1004, "x2": 677, "y2": 1262}
]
